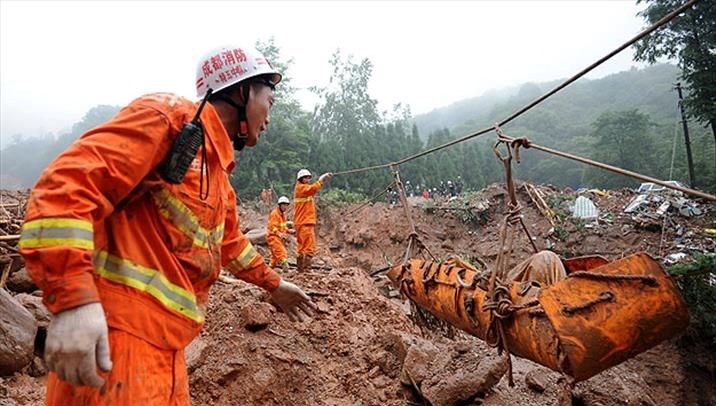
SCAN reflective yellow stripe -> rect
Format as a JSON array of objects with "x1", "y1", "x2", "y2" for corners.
[
  {"x1": 152, "y1": 188, "x2": 224, "y2": 249},
  {"x1": 23, "y1": 218, "x2": 93, "y2": 231},
  {"x1": 94, "y1": 251, "x2": 203, "y2": 323},
  {"x1": 19, "y1": 218, "x2": 94, "y2": 250},
  {"x1": 294, "y1": 196, "x2": 313, "y2": 203},
  {"x1": 238, "y1": 243, "x2": 258, "y2": 267},
  {"x1": 227, "y1": 243, "x2": 259, "y2": 273}
]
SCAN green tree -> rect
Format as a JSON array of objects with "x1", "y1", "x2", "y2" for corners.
[
  {"x1": 230, "y1": 38, "x2": 313, "y2": 200},
  {"x1": 585, "y1": 110, "x2": 658, "y2": 188},
  {"x1": 310, "y1": 50, "x2": 384, "y2": 193},
  {"x1": 634, "y1": 0, "x2": 716, "y2": 139}
]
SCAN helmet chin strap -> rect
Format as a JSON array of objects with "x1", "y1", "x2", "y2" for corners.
[{"x1": 214, "y1": 85, "x2": 251, "y2": 151}]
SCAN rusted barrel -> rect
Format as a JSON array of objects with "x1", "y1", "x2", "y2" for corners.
[{"x1": 387, "y1": 252, "x2": 689, "y2": 381}]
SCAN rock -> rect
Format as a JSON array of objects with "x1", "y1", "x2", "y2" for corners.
[
  {"x1": 525, "y1": 369, "x2": 548, "y2": 392},
  {"x1": 185, "y1": 337, "x2": 208, "y2": 373},
  {"x1": 400, "y1": 338, "x2": 442, "y2": 385},
  {"x1": 26, "y1": 356, "x2": 47, "y2": 378},
  {"x1": 3, "y1": 255, "x2": 24, "y2": 274},
  {"x1": 244, "y1": 229, "x2": 266, "y2": 245},
  {"x1": 452, "y1": 341, "x2": 472, "y2": 355},
  {"x1": 0, "y1": 289, "x2": 37, "y2": 375},
  {"x1": 12, "y1": 293, "x2": 51, "y2": 328},
  {"x1": 6, "y1": 268, "x2": 36, "y2": 294},
  {"x1": 239, "y1": 302, "x2": 274, "y2": 331},
  {"x1": 421, "y1": 355, "x2": 507, "y2": 406}
]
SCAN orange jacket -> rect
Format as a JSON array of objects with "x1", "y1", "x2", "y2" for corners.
[
  {"x1": 266, "y1": 207, "x2": 288, "y2": 238},
  {"x1": 19, "y1": 92, "x2": 280, "y2": 350},
  {"x1": 293, "y1": 180, "x2": 323, "y2": 226}
]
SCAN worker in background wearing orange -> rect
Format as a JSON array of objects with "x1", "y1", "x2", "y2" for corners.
[
  {"x1": 293, "y1": 169, "x2": 332, "y2": 272},
  {"x1": 267, "y1": 196, "x2": 294, "y2": 272},
  {"x1": 18, "y1": 45, "x2": 316, "y2": 405}
]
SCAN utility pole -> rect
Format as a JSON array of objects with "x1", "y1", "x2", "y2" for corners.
[{"x1": 675, "y1": 82, "x2": 696, "y2": 188}]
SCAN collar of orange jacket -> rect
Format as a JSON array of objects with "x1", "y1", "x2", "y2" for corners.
[{"x1": 202, "y1": 103, "x2": 236, "y2": 173}]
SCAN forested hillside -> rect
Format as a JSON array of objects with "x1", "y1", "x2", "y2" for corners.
[
  {"x1": 1, "y1": 55, "x2": 713, "y2": 198},
  {"x1": 420, "y1": 63, "x2": 715, "y2": 192}
]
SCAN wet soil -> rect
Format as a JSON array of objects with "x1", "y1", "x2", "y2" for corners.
[{"x1": 1, "y1": 184, "x2": 714, "y2": 405}]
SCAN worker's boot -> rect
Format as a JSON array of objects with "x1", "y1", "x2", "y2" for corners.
[
  {"x1": 296, "y1": 254, "x2": 305, "y2": 273},
  {"x1": 281, "y1": 260, "x2": 289, "y2": 273}
]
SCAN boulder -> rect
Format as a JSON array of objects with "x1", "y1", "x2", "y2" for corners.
[
  {"x1": 245, "y1": 229, "x2": 267, "y2": 245},
  {"x1": 185, "y1": 337, "x2": 208, "y2": 373},
  {"x1": 0, "y1": 289, "x2": 37, "y2": 375},
  {"x1": 6, "y1": 268, "x2": 36, "y2": 294},
  {"x1": 13, "y1": 293, "x2": 51, "y2": 328}
]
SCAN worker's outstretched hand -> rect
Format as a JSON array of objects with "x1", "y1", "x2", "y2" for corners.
[
  {"x1": 271, "y1": 279, "x2": 317, "y2": 322},
  {"x1": 318, "y1": 172, "x2": 333, "y2": 182},
  {"x1": 45, "y1": 302, "x2": 113, "y2": 387}
]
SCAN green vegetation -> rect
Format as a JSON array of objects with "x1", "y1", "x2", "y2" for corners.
[
  {"x1": 668, "y1": 254, "x2": 716, "y2": 344},
  {"x1": 317, "y1": 188, "x2": 367, "y2": 207},
  {"x1": 635, "y1": 0, "x2": 716, "y2": 139},
  {"x1": 3, "y1": 4, "x2": 715, "y2": 198}
]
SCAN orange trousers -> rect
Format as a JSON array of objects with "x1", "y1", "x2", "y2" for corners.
[
  {"x1": 267, "y1": 235, "x2": 288, "y2": 267},
  {"x1": 296, "y1": 225, "x2": 316, "y2": 255},
  {"x1": 46, "y1": 329, "x2": 189, "y2": 406}
]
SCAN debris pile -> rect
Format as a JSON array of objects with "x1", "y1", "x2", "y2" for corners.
[
  {"x1": 0, "y1": 190, "x2": 47, "y2": 405},
  {"x1": 1, "y1": 182, "x2": 714, "y2": 405}
]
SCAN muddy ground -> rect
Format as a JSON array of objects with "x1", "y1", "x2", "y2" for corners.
[{"x1": 1, "y1": 184, "x2": 714, "y2": 405}]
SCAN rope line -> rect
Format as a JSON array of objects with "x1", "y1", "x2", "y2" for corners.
[
  {"x1": 328, "y1": 0, "x2": 711, "y2": 201},
  {"x1": 495, "y1": 133, "x2": 714, "y2": 201}
]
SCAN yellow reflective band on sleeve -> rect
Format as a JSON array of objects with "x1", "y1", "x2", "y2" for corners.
[
  {"x1": 227, "y1": 243, "x2": 259, "y2": 273},
  {"x1": 152, "y1": 188, "x2": 224, "y2": 249},
  {"x1": 294, "y1": 196, "x2": 313, "y2": 203},
  {"x1": 94, "y1": 251, "x2": 204, "y2": 323},
  {"x1": 19, "y1": 218, "x2": 94, "y2": 250}
]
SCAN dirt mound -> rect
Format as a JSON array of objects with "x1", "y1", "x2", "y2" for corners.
[{"x1": 1, "y1": 184, "x2": 714, "y2": 406}]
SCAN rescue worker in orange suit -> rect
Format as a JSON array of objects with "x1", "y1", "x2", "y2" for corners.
[
  {"x1": 293, "y1": 169, "x2": 332, "y2": 272},
  {"x1": 267, "y1": 195, "x2": 294, "y2": 272},
  {"x1": 18, "y1": 45, "x2": 317, "y2": 405}
]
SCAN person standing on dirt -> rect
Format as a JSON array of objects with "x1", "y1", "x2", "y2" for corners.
[
  {"x1": 18, "y1": 45, "x2": 316, "y2": 405},
  {"x1": 455, "y1": 175, "x2": 464, "y2": 195},
  {"x1": 267, "y1": 196, "x2": 295, "y2": 272},
  {"x1": 294, "y1": 169, "x2": 332, "y2": 272}
]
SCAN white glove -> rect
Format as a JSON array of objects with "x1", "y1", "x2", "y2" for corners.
[
  {"x1": 270, "y1": 279, "x2": 317, "y2": 322},
  {"x1": 318, "y1": 172, "x2": 333, "y2": 182},
  {"x1": 45, "y1": 302, "x2": 112, "y2": 387}
]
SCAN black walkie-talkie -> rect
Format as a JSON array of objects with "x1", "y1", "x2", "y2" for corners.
[{"x1": 160, "y1": 89, "x2": 213, "y2": 184}]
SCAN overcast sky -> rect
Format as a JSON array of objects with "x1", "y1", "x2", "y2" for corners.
[{"x1": 0, "y1": 0, "x2": 650, "y2": 148}]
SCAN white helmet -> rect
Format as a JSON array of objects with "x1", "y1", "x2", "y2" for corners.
[
  {"x1": 296, "y1": 169, "x2": 312, "y2": 180},
  {"x1": 278, "y1": 196, "x2": 290, "y2": 205},
  {"x1": 196, "y1": 46, "x2": 282, "y2": 98}
]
